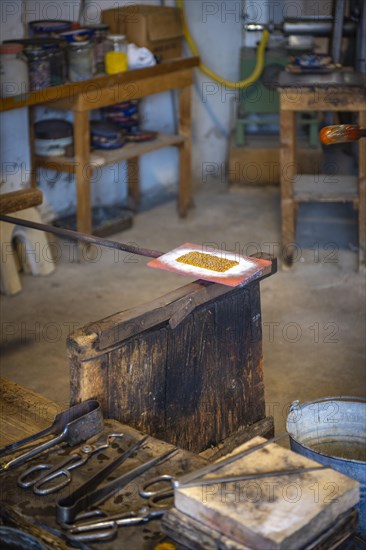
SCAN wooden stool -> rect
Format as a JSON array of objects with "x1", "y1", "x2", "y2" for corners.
[{"x1": 0, "y1": 204, "x2": 55, "y2": 295}]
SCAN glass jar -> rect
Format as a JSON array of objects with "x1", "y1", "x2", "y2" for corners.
[
  {"x1": 105, "y1": 34, "x2": 128, "y2": 75},
  {"x1": 86, "y1": 23, "x2": 109, "y2": 74},
  {"x1": 68, "y1": 41, "x2": 94, "y2": 82},
  {"x1": 0, "y1": 43, "x2": 29, "y2": 97},
  {"x1": 44, "y1": 44, "x2": 66, "y2": 86},
  {"x1": 24, "y1": 45, "x2": 50, "y2": 91}
]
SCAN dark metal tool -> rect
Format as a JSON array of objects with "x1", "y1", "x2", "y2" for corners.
[
  {"x1": 17, "y1": 433, "x2": 124, "y2": 496},
  {"x1": 57, "y1": 436, "x2": 176, "y2": 526},
  {"x1": 0, "y1": 214, "x2": 162, "y2": 259},
  {"x1": 0, "y1": 400, "x2": 103, "y2": 473}
]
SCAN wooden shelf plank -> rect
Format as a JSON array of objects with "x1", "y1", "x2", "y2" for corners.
[
  {"x1": 0, "y1": 57, "x2": 200, "y2": 113},
  {"x1": 294, "y1": 174, "x2": 359, "y2": 202},
  {"x1": 34, "y1": 133, "x2": 185, "y2": 173}
]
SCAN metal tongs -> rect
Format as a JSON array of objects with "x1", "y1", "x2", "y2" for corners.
[
  {"x1": 57, "y1": 435, "x2": 176, "y2": 526},
  {"x1": 0, "y1": 400, "x2": 103, "y2": 473}
]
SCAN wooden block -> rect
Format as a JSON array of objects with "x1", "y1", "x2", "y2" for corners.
[
  {"x1": 69, "y1": 275, "x2": 275, "y2": 452},
  {"x1": 162, "y1": 507, "x2": 358, "y2": 550},
  {"x1": 174, "y1": 436, "x2": 359, "y2": 549}
]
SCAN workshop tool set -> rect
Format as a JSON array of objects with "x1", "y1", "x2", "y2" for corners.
[{"x1": 2, "y1": 417, "x2": 355, "y2": 547}]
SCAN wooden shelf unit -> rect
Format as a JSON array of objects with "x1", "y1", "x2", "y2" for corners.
[{"x1": 0, "y1": 57, "x2": 199, "y2": 234}]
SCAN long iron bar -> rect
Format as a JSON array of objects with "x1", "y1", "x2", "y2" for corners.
[{"x1": 0, "y1": 214, "x2": 162, "y2": 259}]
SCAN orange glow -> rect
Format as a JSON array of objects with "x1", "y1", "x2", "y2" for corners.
[{"x1": 320, "y1": 125, "x2": 362, "y2": 145}]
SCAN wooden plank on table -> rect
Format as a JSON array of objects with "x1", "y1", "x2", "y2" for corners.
[
  {"x1": 173, "y1": 436, "x2": 360, "y2": 550},
  {"x1": 0, "y1": 377, "x2": 59, "y2": 447},
  {"x1": 279, "y1": 88, "x2": 366, "y2": 112},
  {"x1": 0, "y1": 190, "x2": 43, "y2": 215},
  {"x1": 293, "y1": 174, "x2": 359, "y2": 202}
]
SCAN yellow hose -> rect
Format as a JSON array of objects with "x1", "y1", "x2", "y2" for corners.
[{"x1": 177, "y1": 0, "x2": 269, "y2": 89}]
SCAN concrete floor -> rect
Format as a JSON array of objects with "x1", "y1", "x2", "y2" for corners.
[{"x1": 0, "y1": 182, "x2": 365, "y2": 437}]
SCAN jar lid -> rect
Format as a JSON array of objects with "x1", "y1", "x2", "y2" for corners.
[
  {"x1": 29, "y1": 20, "x2": 72, "y2": 33},
  {"x1": 107, "y1": 34, "x2": 127, "y2": 41},
  {"x1": 0, "y1": 43, "x2": 23, "y2": 54},
  {"x1": 34, "y1": 119, "x2": 73, "y2": 140},
  {"x1": 68, "y1": 40, "x2": 91, "y2": 48}
]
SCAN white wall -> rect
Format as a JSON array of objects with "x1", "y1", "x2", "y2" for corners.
[{"x1": 0, "y1": 0, "x2": 264, "y2": 218}]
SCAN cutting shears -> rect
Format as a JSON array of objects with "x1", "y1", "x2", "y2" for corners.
[{"x1": 17, "y1": 433, "x2": 124, "y2": 496}]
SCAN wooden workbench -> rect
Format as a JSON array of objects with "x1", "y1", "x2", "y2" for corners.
[
  {"x1": 279, "y1": 82, "x2": 366, "y2": 270},
  {"x1": 0, "y1": 377, "x2": 207, "y2": 549},
  {"x1": 0, "y1": 57, "x2": 199, "y2": 234}
]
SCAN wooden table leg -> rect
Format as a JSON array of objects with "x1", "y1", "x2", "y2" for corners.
[
  {"x1": 359, "y1": 109, "x2": 366, "y2": 272},
  {"x1": 178, "y1": 85, "x2": 193, "y2": 217},
  {"x1": 28, "y1": 108, "x2": 37, "y2": 188},
  {"x1": 280, "y1": 108, "x2": 297, "y2": 266},
  {"x1": 74, "y1": 110, "x2": 92, "y2": 235},
  {"x1": 127, "y1": 157, "x2": 140, "y2": 210}
]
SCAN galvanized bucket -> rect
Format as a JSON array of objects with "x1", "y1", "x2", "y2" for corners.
[{"x1": 286, "y1": 396, "x2": 366, "y2": 538}]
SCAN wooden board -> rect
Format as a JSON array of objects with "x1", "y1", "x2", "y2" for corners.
[
  {"x1": 69, "y1": 269, "x2": 275, "y2": 453},
  {"x1": 173, "y1": 436, "x2": 359, "y2": 549},
  {"x1": 162, "y1": 507, "x2": 359, "y2": 550}
]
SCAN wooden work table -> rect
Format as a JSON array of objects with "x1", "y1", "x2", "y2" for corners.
[
  {"x1": 278, "y1": 77, "x2": 366, "y2": 270},
  {"x1": 0, "y1": 57, "x2": 200, "y2": 234},
  {"x1": 0, "y1": 377, "x2": 207, "y2": 549}
]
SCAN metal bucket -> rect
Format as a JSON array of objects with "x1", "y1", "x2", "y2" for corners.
[{"x1": 286, "y1": 396, "x2": 366, "y2": 538}]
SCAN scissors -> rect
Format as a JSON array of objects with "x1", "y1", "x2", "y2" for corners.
[
  {"x1": 64, "y1": 499, "x2": 172, "y2": 544},
  {"x1": 61, "y1": 445, "x2": 177, "y2": 543},
  {"x1": 17, "y1": 433, "x2": 124, "y2": 496}
]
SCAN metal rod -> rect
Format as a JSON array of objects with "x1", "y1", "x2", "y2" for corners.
[{"x1": 0, "y1": 214, "x2": 162, "y2": 259}]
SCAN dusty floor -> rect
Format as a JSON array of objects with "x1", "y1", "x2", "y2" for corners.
[{"x1": 0, "y1": 181, "x2": 365, "y2": 438}]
